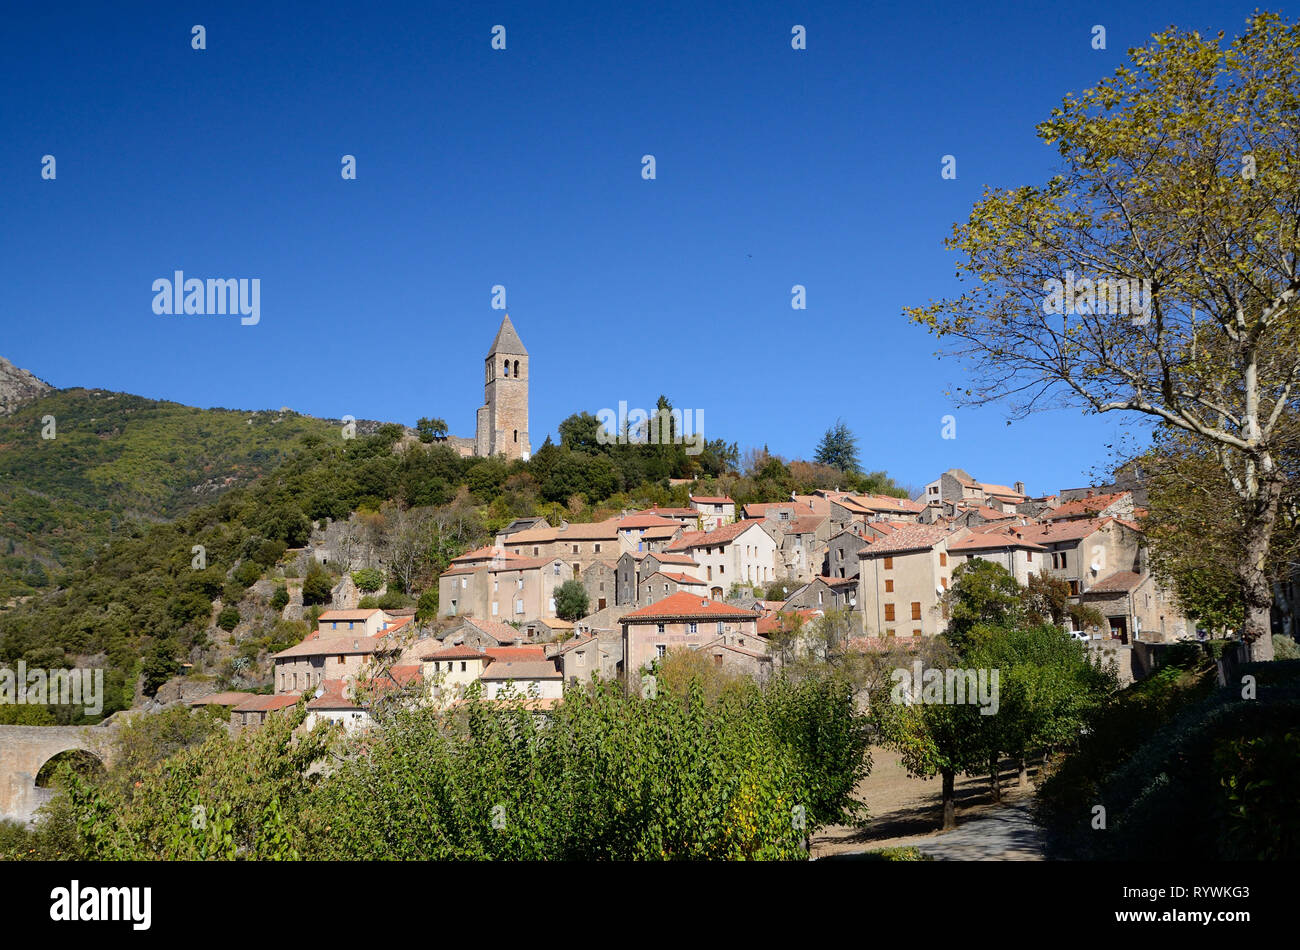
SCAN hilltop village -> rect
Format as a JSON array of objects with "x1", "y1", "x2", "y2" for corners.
[{"x1": 187, "y1": 316, "x2": 1189, "y2": 730}]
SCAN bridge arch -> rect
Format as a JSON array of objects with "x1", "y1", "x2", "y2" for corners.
[{"x1": 0, "y1": 725, "x2": 115, "y2": 825}]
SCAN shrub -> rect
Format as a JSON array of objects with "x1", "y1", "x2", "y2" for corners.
[
  {"x1": 270, "y1": 585, "x2": 289, "y2": 611},
  {"x1": 216, "y1": 607, "x2": 241, "y2": 632},
  {"x1": 351, "y1": 568, "x2": 384, "y2": 593},
  {"x1": 1273, "y1": 634, "x2": 1300, "y2": 660},
  {"x1": 301, "y1": 563, "x2": 333, "y2": 606},
  {"x1": 554, "y1": 579, "x2": 589, "y2": 621}
]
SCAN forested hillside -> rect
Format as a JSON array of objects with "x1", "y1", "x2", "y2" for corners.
[
  {"x1": 0, "y1": 393, "x2": 908, "y2": 721},
  {"x1": 0, "y1": 389, "x2": 342, "y2": 601}
]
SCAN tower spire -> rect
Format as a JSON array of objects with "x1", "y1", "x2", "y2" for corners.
[{"x1": 486, "y1": 313, "x2": 528, "y2": 357}]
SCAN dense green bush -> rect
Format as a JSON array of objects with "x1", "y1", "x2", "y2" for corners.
[
  {"x1": 270, "y1": 585, "x2": 289, "y2": 611},
  {"x1": 41, "y1": 675, "x2": 869, "y2": 861}
]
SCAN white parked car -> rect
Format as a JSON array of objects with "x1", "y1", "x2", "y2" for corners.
[{"x1": 1068, "y1": 630, "x2": 1090, "y2": 643}]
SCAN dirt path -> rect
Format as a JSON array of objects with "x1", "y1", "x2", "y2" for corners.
[{"x1": 811, "y1": 746, "x2": 1045, "y2": 860}]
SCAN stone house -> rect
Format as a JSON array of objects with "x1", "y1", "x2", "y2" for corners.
[
  {"x1": 825, "y1": 525, "x2": 870, "y2": 580},
  {"x1": 783, "y1": 576, "x2": 859, "y2": 613},
  {"x1": 620, "y1": 591, "x2": 762, "y2": 675},
  {"x1": 615, "y1": 551, "x2": 704, "y2": 606},
  {"x1": 689, "y1": 495, "x2": 736, "y2": 531},
  {"x1": 547, "y1": 633, "x2": 605, "y2": 685},
  {"x1": 272, "y1": 634, "x2": 392, "y2": 694},
  {"x1": 582, "y1": 559, "x2": 618, "y2": 613},
  {"x1": 1079, "y1": 571, "x2": 1190, "y2": 643},
  {"x1": 946, "y1": 529, "x2": 1047, "y2": 586},
  {"x1": 857, "y1": 524, "x2": 968, "y2": 638},
  {"x1": 438, "y1": 555, "x2": 569, "y2": 622},
  {"x1": 664, "y1": 520, "x2": 779, "y2": 598},
  {"x1": 692, "y1": 637, "x2": 773, "y2": 683},
  {"x1": 480, "y1": 659, "x2": 564, "y2": 700},
  {"x1": 638, "y1": 570, "x2": 710, "y2": 606},
  {"x1": 230, "y1": 693, "x2": 300, "y2": 731}
]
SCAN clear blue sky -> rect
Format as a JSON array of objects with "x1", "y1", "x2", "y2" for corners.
[{"x1": 1, "y1": 0, "x2": 1262, "y2": 496}]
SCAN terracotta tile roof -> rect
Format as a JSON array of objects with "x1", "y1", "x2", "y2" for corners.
[
  {"x1": 451, "y1": 545, "x2": 515, "y2": 563},
  {"x1": 424, "y1": 644, "x2": 492, "y2": 661},
  {"x1": 836, "y1": 494, "x2": 924, "y2": 515},
  {"x1": 863, "y1": 520, "x2": 903, "y2": 535},
  {"x1": 622, "y1": 591, "x2": 759, "y2": 622},
  {"x1": 665, "y1": 519, "x2": 767, "y2": 551},
  {"x1": 1043, "y1": 492, "x2": 1131, "y2": 520},
  {"x1": 781, "y1": 515, "x2": 828, "y2": 534},
  {"x1": 233, "y1": 693, "x2": 301, "y2": 713},
  {"x1": 1083, "y1": 570, "x2": 1144, "y2": 593},
  {"x1": 858, "y1": 524, "x2": 956, "y2": 556},
  {"x1": 758, "y1": 609, "x2": 820, "y2": 634},
  {"x1": 479, "y1": 660, "x2": 562, "y2": 681},
  {"x1": 548, "y1": 633, "x2": 597, "y2": 656},
  {"x1": 646, "y1": 506, "x2": 698, "y2": 517},
  {"x1": 502, "y1": 524, "x2": 559, "y2": 544},
  {"x1": 1006, "y1": 517, "x2": 1120, "y2": 545},
  {"x1": 651, "y1": 571, "x2": 707, "y2": 585},
  {"x1": 644, "y1": 553, "x2": 700, "y2": 566},
  {"x1": 556, "y1": 519, "x2": 623, "y2": 540},
  {"x1": 616, "y1": 513, "x2": 682, "y2": 529},
  {"x1": 378, "y1": 616, "x2": 412, "y2": 635},
  {"x1": 318, "y1": 609, "x2": 383, "y2": 621},
  {"x1": 462, "y1": 619, "x2": 524, "y2": 643},
  {"x1": 948, "y1": 530, "x2": 1046, "y2": 552},
  {"x1": 307, "y1": 679, "x2": 359, "y2": 710},
  {"x1": 690, "y1": 495, "x2": 735, "y2": 505},
  {"x1": 485, "y1": 645, "x2": 549, "y2": 663},
  {"x1": 273, "y1": 635, "x2": 386, "y2": 659},
  {"x1": 962, "y1": 504, "x2": 1016, "y2": 521},
  {"x1": 979, "y1": 483, "x2": 1026, "y2": 501},
  {"x1": 812, "y1": 575, "x2": 858, "y2": 588},
  {"x1": 532, "y1": 617, "x2": 575, "y2": 629}
]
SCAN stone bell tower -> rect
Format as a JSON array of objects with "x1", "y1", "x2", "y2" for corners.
[{"x1": 475, "y1": 314, "x2": 530, "y2": 460}]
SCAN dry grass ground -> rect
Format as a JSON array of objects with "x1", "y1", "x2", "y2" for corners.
[{"x1": 811, "y1": 746, "x2": 1043, "y2": 859}]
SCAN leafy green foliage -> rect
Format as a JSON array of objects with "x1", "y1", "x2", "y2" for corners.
[
  {"x1": 29, "y1": 676, "x2": 869, "y2": 861},
  {"x1": 554, "y1": 579, "x2": 589, "y2": 621},
  {"x1": 0, "y1": 389, "x2": 337, "y2": 600},
  {"x1": 350, "y1": 567, "x2": 383, "y2": 593}
]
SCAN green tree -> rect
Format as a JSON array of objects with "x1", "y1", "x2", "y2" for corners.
[
  {"x1": 301, "y1": 562, "x2": 334, "y2": 607},
  {"x1": 906, "y1": 13, "x2": 1300, "y2": 660},
  {"x1": 554, "y1": 579, "x2": 590, "y2": 621},
  {"x1": 943, "y1": 560, "x2": 1024, "y2": 652},
  {"x1": 416, "y1": 417, "x2": 448, "y2": 443},
  {"x1": 351, "y1": 567, "x2": 384, "y2": 593},
  {"x1": 814, "y1": 420, "x2": 860, "y2": 474},
  {"x1": 216, "y1": 606, "x2": 241, "y2": 632},
  {"x1": 270, "y1": 585, "x2": 289, "y2": 611}
]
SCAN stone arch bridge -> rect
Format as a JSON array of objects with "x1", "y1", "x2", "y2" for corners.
[{"x1": 0, "y1": 724, "x2": 118, "y2": 825}]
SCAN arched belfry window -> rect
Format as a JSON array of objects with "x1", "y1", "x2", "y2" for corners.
[
  {"x1": 503, "y1": 359, "x2": 510, "y2": 377},
  {"x1": 514, "y1": 359, "x2": 520, "y2": 377}
]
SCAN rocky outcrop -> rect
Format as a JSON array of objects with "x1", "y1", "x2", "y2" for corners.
[{"x1": 0, "y1": 356, "x2": 53, "y2": 414}]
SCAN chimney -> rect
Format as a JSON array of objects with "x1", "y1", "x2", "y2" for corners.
[{"x1": 1014, "y1": 481, "x2": 1025, "y2": 494}]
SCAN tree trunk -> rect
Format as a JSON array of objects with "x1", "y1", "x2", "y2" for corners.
[
  {"x1": 1239, "y1": 479, "x2": 1282, "y2": 663},
  {"x1": 941, "y1": 769, "x2": 956, "y2": 830},
  {"x1": 988, "y1": 756, "x2": 1001, "y2": 803},
  {"x1": 1018, "y1": 756, "x2": 1029, "y2": 788}
]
